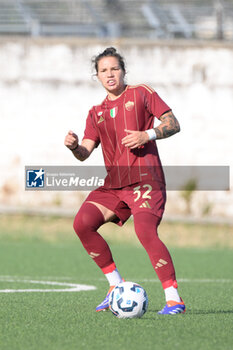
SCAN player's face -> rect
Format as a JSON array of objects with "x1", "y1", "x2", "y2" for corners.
[{"x1": 97, "y1": 56, "x2": 125, "y2": 98}]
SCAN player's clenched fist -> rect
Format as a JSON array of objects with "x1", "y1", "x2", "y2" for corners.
[
  {"x1": 121, "y1": 129, "x2": 149, "y2": 149},
  {"x1": 64, "y1": 130, "x2": 79, "y2": 150}
]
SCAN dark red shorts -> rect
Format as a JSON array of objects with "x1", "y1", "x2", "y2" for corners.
[{"x1": 84, "y1": 180, "x2": 166, "y2": 226}]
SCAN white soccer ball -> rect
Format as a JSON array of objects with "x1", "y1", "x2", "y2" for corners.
[{"x1": 109, "y1": 281, "x2": 148, "y2": 319}]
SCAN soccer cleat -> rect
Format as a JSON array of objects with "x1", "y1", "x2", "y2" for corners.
[
  {"x1": 95, "y1": 286, "x2": 115, "y2": 312},
  {"x1": 158, "y1": 298, "x2": 186, "y2": 315}
]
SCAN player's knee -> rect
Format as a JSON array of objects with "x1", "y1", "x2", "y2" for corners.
[
  {"x1": 133, "y1": 212, "x2": 160, "y2": 247},
  {"x1": 73, "y1": 211, "x2": 85, "y2": 237},
  {"x1": 73, "y1": 210, "x2": 93, "y2": 238},
  {"x1": 73, "y1": 203, "x2": 105, "y2": 238}
]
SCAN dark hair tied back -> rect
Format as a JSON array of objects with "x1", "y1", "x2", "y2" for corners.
[
  {"x1": 103, "y1": 47, "x2": 117, "y2": 55},
  {"x1": 93, "y1": 47, "x2": 126, "y2": 74}
]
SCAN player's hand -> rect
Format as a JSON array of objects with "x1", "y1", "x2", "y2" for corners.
[
  {"x1": 64, "y1": 130, "x2": 79, "y2": 150},
  {"x1": 121, "y1": 129, "x2": 149, "y2": 149}
]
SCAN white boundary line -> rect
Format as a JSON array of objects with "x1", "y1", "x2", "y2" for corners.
[
  {"x1": 0, "y1": 276, "x2": 232, "y2": 294},
  {"x1": 0, "y1": 275, "x2": 74, "y2": 281},
  {"x1": 0, "y1": 277, "x2": 96, "y2": 293}
]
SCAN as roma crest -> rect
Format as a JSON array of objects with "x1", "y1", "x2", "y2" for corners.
[{"x1": 125, "y1": 101, "x2": 134, "y2": 111}]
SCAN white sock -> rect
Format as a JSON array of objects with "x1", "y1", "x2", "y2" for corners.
[
  {"x1": 164, "y1": 286, "x2": 181, "y2": 303},
  {"x1": 105, "y1": 268, "x2": 123, "y2": 286}
]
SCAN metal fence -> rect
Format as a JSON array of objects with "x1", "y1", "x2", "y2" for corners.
[{"x1": 0, "y1": 0, "x2": 232, "y2": 40}]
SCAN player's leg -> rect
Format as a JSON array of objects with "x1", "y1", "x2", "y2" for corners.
[
  {"x1": 73, "y1": 201, "x2": 123, "y2": 282},
  {"x1": 118, "y1": 181, "x2": 186, "y2": 315},
  {"x1": 133, "y1": 212, "x2": 185, "y2": 314},
  {"x1": 73, "y1": 198, "x2": 126, "y2": 311}
]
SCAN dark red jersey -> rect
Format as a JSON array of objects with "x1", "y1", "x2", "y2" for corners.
[{"x1": 83, "y1": 84, "x2": 171, "y2": 188}]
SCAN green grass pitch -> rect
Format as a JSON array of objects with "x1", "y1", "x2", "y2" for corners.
[{"x1": 0, "y1": 215, "x2": 233, "y2": 350}]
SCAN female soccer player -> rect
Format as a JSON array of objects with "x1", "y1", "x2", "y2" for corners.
[{"x1": 64, "y1": 47, "x2": 185, "y2": 315}]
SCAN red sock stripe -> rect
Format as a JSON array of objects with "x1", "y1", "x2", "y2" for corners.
[
  {"x1": 101, "y1": 262, "x2": 117, "y2": 274},
  {"x1": 162, "y1": 279, "x2": 178, "y2": 290}
]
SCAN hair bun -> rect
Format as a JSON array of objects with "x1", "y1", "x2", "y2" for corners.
[{"x1": 103, "y1": 47, "x2": 117, "y2": 55}]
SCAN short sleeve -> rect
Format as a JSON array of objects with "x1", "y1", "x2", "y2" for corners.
[
  {"x1": 82, "y1": 109, "x2": 100, "y2": 146},
  {"x1": 143, "y1": 86, "x2": 171, "y2": 119}
]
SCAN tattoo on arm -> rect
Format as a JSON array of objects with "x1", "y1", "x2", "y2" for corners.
[
  {"x1": 72, "y1": 145, "x2": 90, "y2": 161},
  {"x1": 154, "y1": 111, "x2": 180, "y2": 139}
]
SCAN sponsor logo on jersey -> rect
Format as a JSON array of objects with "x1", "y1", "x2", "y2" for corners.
[
  {"x1": 110, "y1": 107, "x2": 118, "y2": 118},
  {"x1": 97, "y1": 111, "x2": 104, "y2": 123},
  {"x1": 125, "y1": 101, "x2": 134, "y2": 111},
  {"x1": 97, "y1": 115, "x2": 104, "y2": 123}
]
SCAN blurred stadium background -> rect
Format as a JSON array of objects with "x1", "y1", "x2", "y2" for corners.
[
  {"x1": 0, "y1": 0, "x2": 233, "y2": 39},
  {"x1": 0, "y1": 0, "x2": 232, "y2": 222}
]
